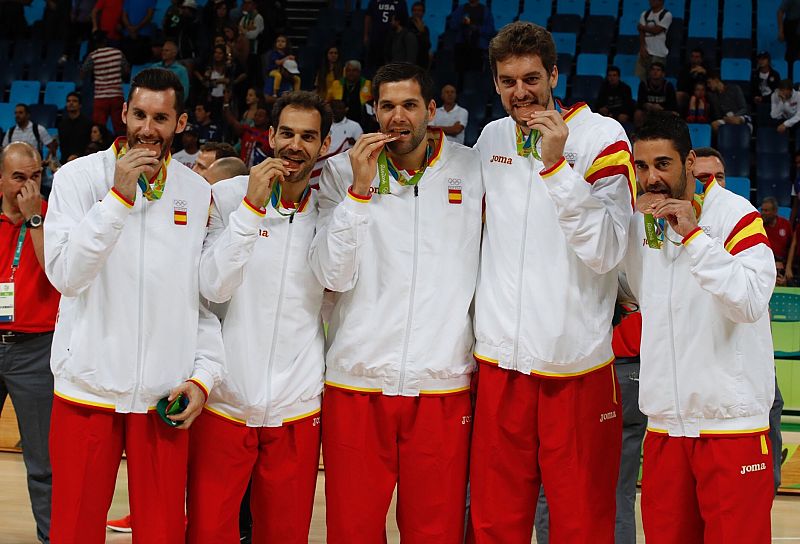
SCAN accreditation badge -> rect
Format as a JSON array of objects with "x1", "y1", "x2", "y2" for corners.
[{"x1": 0, "y1": 282, "x2": 15, "y2": 322}]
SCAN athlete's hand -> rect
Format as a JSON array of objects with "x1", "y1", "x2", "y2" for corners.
[
  {"x1": 114, "y1": 148, "x2": 159, "y2": 202},
  {"x1": 635, "y1": 192, "x2": 667, "y2": 215},
  {"x1": 166, "y1": 381, "x2": 205, "y2": 429},
  {"x1": 349, "y1": 132, "x2": 396, "y2": 195},
  {"x1": 245, "y1": 158, "x2": 291, "y2": 208},
  {"x1": 528, "y1": 110, "x2": 569, "y2": 170},
  {"x1": 649, "y1": 198, "x2": 698, "y2": 238},
  {"x1": 17, "y1": 179, "x2": 42, "y2": 220}
]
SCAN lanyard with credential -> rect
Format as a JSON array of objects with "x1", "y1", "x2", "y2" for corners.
[
  {"x1": 268, "y1": 181, "x2": 311, "y2": 219},
  {"x1": 376, "y1": 144, "x2": 432, "y2": 195},
  {"x1": 516, "y1": 101, "x2": 563, "y2": 160},
  {"x1": 10, "y1": 224, "x2": 26, "y2": 281}
]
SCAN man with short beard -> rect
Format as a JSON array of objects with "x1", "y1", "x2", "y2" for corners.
[
  {"x1": 310, "y1": 62, "x2": 483, "y2": 543},
  {"x1": 469, "y1": 21, "x2": 634, "y2": 543},
  {"x1": 44, "y1": 68, "x2": 225, "y2": 542},
  {"x1": 187, "y1": 90, "x2": 331, "y2": 542},
  {"x1": 621, "y1": 111, "x2": 774, "y2": 543}
]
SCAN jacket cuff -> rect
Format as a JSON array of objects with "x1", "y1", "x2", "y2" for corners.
[
  {"x1": 540, "y1": 157, "x2": 568, "y2": 178},
  {"x1": 242, "y1": 196, "x2": 267, "y2": 217},
  {"x1": 347, "y1": 186, "x2": 372, "y2": 203},
  {"x1": 234, "y1": 198, "x2": 267, "y2": 230},
  {"x1": 343, "y1": 186, "x2": 372, "y2": 216},
  {"x1": 682, "y1": 227, "x2": 703, "y2": 245},
  {"x1": 188, "y1": 371, "x2": 213, "y2": 401},
  {"x1": 103, "y1": 188, "x2": 136, "y2": 223}
]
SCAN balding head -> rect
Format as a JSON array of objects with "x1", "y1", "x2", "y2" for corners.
[
  {"x1": 1, "y1": 142, "x2": 41, "y2": 171},
  {"x1": 204, "y1": 157, "x2": 248, "y2": 184},
  {"x1": 0, "y1": 142, "x2": 43, "y2": 212}
]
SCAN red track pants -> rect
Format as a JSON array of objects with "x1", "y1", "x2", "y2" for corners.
[
  {"x1": 186, "y1": 409, "x2": 321, "y2": 544},
  {"x1": 323, "y1": 387, "x2": 473, "y2": 544},
  {"x1": 468, "y1": 361, "x2": 622, "y2": 544},
  {"x1": 641, "y1": 431, "x2": 773, "y2": 544},
  {"x1": 49, "y1": 396, "x2": 189, "y2": 544}
]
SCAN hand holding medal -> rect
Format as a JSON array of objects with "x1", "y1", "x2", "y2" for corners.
[
  {"x1": 349, "y1": 132, "x2": 397, "y2": 195},
  {"x1": 526, "y1": 109, "x2": 569, "y2": 170},
  {"x1": 245, "y1": 157, "x2": 293, "y2": 208},
  {"x1": 113, "y1": 147, "x2": 160, "y2": 202}
]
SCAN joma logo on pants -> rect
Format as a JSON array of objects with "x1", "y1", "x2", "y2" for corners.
[
  {"x1": 599, "y1": 411, "x2": 617, "y2": 423},
  {"x1": 740, "y1": 463, "x2": 767, "y2": 475}
]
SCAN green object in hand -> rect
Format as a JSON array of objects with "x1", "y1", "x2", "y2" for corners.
[
  {"x1": 643, "y1": 213, "x2": 662, "y2": 249},
  {"x1": 156, "y1": 393, "x2": 188, "y2": 427}
]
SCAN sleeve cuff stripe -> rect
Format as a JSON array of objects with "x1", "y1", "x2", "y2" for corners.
[
  {"x1": 110, "y1": 187, "x2": 134, "y2": 208},
  {"x1": 347, "y1": 186, "x2": 372, "y2": 203},
  {"x1": 540, "y1": 157, "x2": 567, "y2": 178},
  {"x1": 682, "y1": 227, "x2": 703, "y2": 245},
  {"x1": 242, "y1": 197, "x2": 267, "y2": 217},
  {"x1": 188, "y1": 378, "x2": 209, "y2": 401}
]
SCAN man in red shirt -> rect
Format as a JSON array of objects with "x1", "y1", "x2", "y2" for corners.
[
  {"x1": 762, "y1": 196, "x2": 791, "y2": 260},
  {"x1": 0, "y1": 142, "x2": 60, "y2": 544}
]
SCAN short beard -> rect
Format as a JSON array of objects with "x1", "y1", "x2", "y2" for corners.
[{"x1": 385, "y1": 113, "x2": 430, "y2": 156}]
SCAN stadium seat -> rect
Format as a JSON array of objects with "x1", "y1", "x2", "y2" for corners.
[
  {"x1": 580, "y1": 16, "x2": 616, "y2": 54},
  {"x1": 617, "y1": 8, "x2": 642, "y2": 37},
  {"x1": 717, "y1": 124, "x2": 750, "y2": 154},
  {"x1": 129, "y1": 64, "x2": 149, "y2": 83},
  {"x1": 549, "y1": 14, "x2": 582, "y2": 34},
  {"x1": 721, "y1": 58, "x2": 751, "y2": 82},
  {"x1": 757, "y1": 127, "x2": 790, "y2": 155},
  {"x1": 688, "y1": 0, "x2": 718, "y2": 38},
  {"x1": 576, "y1": 54, "x2": 608, "y2": 78},
  {"x1": 757, "y1": 154, "x2": 792, "y2": 206},
  {"x1": 779, "y1": 206, "x2": 792, "y2": 220},
  {"x1": 554, "y1": 76, "x2": 567, "y2": 99},
  {"x1": 519, "y1": 0, "x2": 552, "y2": 27},
  {"x1": 556, "y1": 0, "x2": 585, "y2": 17},
  {"x1": 557, "y1": 53, "x2": 573, "y2": 77},
  {"x1": 725, "y1": 176, "x2": 751, "y2": 199},
  {"x1": 687, "y1": 123, "x2": 711, "y2": 148},
  {"x1": 721, "y1": 151, "x2": 750, "y2": 178},
  {"x1": 43, "y1": 81, "x2": 76, "y2": 108},
  {"x1": 12, "y1": 39, "x2": 39, "y2": 66},
  {"x1": 589, "y1": 0, "x2": 620, "y2": 17},
  {"x1": 551, "y1": 32, "x2": 577, "y2": 56},
  {"x1": 0, "y1": 102, "x2": 14, "y2": 131},
  {"x1": 720, "y1": 38, "x2": 751, "y2": 59},
  {"x1": 615, "y1": 35, "x2": 640, "y2": 54},
  {"x1": 722, "y1": 11, "x2": 751, "y2": 39},
  {"x1": 29, "y1": 104, "x2": 57, "y2": 128},
  {"x1": 773, "y1": 59, "x2": 789, "y2": 79},
  {"x1": 622, "y1": 75, "x2": 641, "y2": 96},
  {"x1": 612, "y1": 54, "x2": 638, "y2": 77},
  {"x1": 24, "y1": 0, "x2": 45, "y2": 26},
  {"x1": 569, "y1": 75, "x2": 603, "y2": 105},
  {"x1": 492, "y1": 0, "x2": 519, "y2": 28},
  {"x1": 9, "y1": 80, "x2": 41, "y2": 106}
]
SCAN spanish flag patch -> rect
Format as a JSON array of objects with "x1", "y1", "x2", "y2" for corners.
[
  {"x1": 174, "y1": 208, "x2": 188, "y2": 225},
  {"x1": 448, "y1": 177, "x2": 463, "y2": 204}
]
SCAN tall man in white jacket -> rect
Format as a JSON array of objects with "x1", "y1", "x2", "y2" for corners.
[
  {"x1": 187, "y1": 90, "x2": 332, "y2": 543},
  {"x1": 623, "y1": 112, "x2": 775, "y2": 544},
  {"x1": 310, "y1": 62, "x2": 483, "y2": 543},
  {"x1": 468, "y1": 22, "x2": 635, "y2": 544},
  {"x1": 44, "y1": 68, "x2": 225, "y2": 543}
]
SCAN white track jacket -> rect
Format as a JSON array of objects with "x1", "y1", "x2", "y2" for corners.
[
  {"x1": 45, "y1": 146, "x2": 225, "y2": 412},
  {"x1": 473, "y1": 104, "x2": 635, "y2": 376},
  {"x1": 200, "y1": 177, "x2": 325, "y2": 426},
  {"x1": 621, "y1": 179, "x2": 775, "y2": 436},
  {"x1": 309, "y1": 132, "x2": 483, "y2": 395}
]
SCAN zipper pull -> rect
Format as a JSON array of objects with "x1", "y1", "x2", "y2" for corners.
[
  {"x1": 414, "y1": 185, "x2": 418, "y2": 197},
  {"x1": 289, "y1": 214, "x2": 294, "y2": 224}
]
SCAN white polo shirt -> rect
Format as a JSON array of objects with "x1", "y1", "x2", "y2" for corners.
[
  {"x1": 639, "y1": 8, "x2": 672, "y2": 58},
  {"x1": 435, "y1": 104, "x2": 469, "y2": 144}
]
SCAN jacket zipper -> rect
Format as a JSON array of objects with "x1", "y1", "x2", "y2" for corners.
[
  {"x1": 131, "y1": 201, "x2": 147, "y2": 410},
  {"x1": 262, "y1": 214, "x2": 293, "y2": 425},
  {"x1": 512, "y1": 165, "x2": 535, "y2": 367},
  {"x1": 398, "y1": 185, "x2": 420, "y2": 392},
  {"x1": 666, "y1": 257, "x2": 685, "y2": 434}
]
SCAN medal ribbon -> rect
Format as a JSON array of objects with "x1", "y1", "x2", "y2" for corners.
[
  {"x1": 515, "y1": 101, "x2": 562, "y2": 160},
  {"x1": 112, "y1": 138, "x2": 170, "y2": 201},
  {"x1": 268, "y1": 182, "x2": 311, "y2": 218},
  {"x1": 376, "y1": 144, "x2": 433, "y2": 195},
  {"x1": 643, "y1": 178, "x2": 712, "y2": 249}
]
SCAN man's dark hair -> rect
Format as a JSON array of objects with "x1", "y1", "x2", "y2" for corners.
[
  {"x1": 690, "y1": 47, "x2": 704, "y2": 57},
  {"x1": 15, "y1": 103, "x2": 29, "y2": 114},
  {"x1": 779, "y1": 78, "x2": 794, "y2": 91},
  {"x1": 92, "y1": 30, "x2": 107, "y2": 45},
  {"x1": 650, "y1": 61, "x2": 666, "y2": 71},
  {"x1": 270, "y1": 90, "x2": 334, "y2": 140},
  {"x1": 488, "y1": 21, "x2": 557, "y2": 80},
  {"x1": 196, "y1": 100, "x2": 211, "y2": 112},
  {"x1": 635, "y1": 111, "x2": 692, "y2": 163},
  {"x1": 706, "y1": 69, "x2": 721, "y2": 81},
  {"x1": 411, "y1": 1, "x2": 424, "y2": 10},
  {"x1": 66, "y1": 91, "x2": 81, "y2": 104},
  {"x1": 128, "y1": 68, "x2": 186, "y2": 115},
  {"x1": 200, "y1": 141, "x2": 237, "y2": 159},
  {"x1": 371, "y1": 62, "x2": 435, "y2": 105},
  {"x1": 607, "y1": 65, "x2": 620, "y2": 76},
  {"x1": 693, "y1": 146, "x2": 725, "y2": 168}
]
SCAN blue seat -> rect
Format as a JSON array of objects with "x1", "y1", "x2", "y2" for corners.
[
  {"x1": 721, "y1": 58, "x2": 751, "y2": 82},
  {"x1": 688, "y1": 0, "x2": 718, "y2": 38},
  {"x1": 519, "y1": 0, "x2": 552, "y2": 26},
  {"x1": 622, "y1": 75, "x2": 641, "y2": 96},
  {"x1": 725, "y1": 176, "x2": 751, "y2": 199},
  {"x1": 557, "y1": 53, "x2": 573, "y2": 77},
  {"x1": 12, "y1": 40, "x2": 39, "y2": 66},
  {"x1": 612, "y1": 54, "x2": 638, "y2": 77},
  {"x1": 722, "y1": 151, "x2": 750, "y2": 178},
  {"x1": 717, "y1": 124, "x2": 750, "y2": 153},
  {"x1": 24, "y1": 0, "x2": 46, "y2": 26},
  {"x1": 757, "y1": 127, "x2": 790, "y2": 155},
  {"x1": 757, "y1": 154, "x2": 792, "y2": 206},
  {"x1": 129, "y1": 64, "x2": 149, "y2": 83},
  {"x1": 617, "y1": 9, "x2": 642, "y2": 36},
  {"x1": 580, "y1": 16, "x2": 616, "y2": 54},
  {"x1": 0, "y1": 102, "x2": 14, "y2": 131},
  {"x1": 43, "y1": 81, "x2": 76, "y2": 108},
  {"x1": 29, "y1": 104, "x2": 57, "y2": 128},
  {"x1": 721, "y1": 38, "x2": 752, "y2": 59},
  {"x1": 779, "y1": 206, "x2": 792, "y2": 220},
  {"x1": 549, "y1": 14, "x2": 582, "y2": 34},
  {"x1": 9, "y1": 80, "x2": 41, "y2": 106},
  {"x1": 556, "y1": 0, "x2": 585, "y2": 16},
  {"x1": 773, "y1": 59, "x2": 789, "y2": 79},
  {"x1": 687, "y1": 123, "x2": 711, "y2": 148},
  {"x1": 551, "y1": 32, "x2": 577, "y2": 56},
  {"x1": 554, "y1": 76, "x2": 567, "y2": 99},
  {"x1": 589, "y1": 0, "x2": 620, "y2": 16},
  {"x1": 576, "y1": 54, "x2": 608, "y2": 77},
  {"x1": 569, "y1": 75, "x2": 603, "y2": 105}
]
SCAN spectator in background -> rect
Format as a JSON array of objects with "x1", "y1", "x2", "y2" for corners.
[
  {"x1": 88, "y1": 123, "x2": 114, "y2": 150},
  {"x1": 763, "y1": 196, "x2": 793, "y2": 262},
  {"x1": 0, "y1": 142, "x2": 60, "y2": 544},
  {"x1": 636, "y1": 0, "x2": 672, "y2": 81},
  {"x1": 706, "y1": 70, "x2": 750, "y2": 132},
  {"x1": 752, "y1": 51, "x2": 781, "y2": 107},
  {"x1": 196, "y1": 45, "x2": 245, "y2": 121},
  {"x1": 778, "y1": 0, "x2": 800, "y2": 73},
  {"x1": 2, "y1": 105, "x2": 58, "y2": 163},
  {"x1": 194, "y1": 102, "x2": 223, "y2": 145},
  {"x1": 409, "y1": 1, "x2": 432, "y2": 69},
  {"x1": 173, "y1": 124, "x2": 200, "y2": 169},
  {"x1": 152, "y1": 39, "x2": 190, "y2": 102},
  {"x1": 173, "y1": 0, "x2": 202, "y2": 62},
  {"x1": 634, "y1": 61, "x2": 678, "y2": 126},
  {"x1": 327, "y1": 60, "x2": 373, "y2": 129},
  {"x1": 676, "y1": 48, "x2": 707, "y2": 111},
  {"x1": 234, "y1": 87, "x2": 264, "y2": 127},
  {"x1": 63, "y1": 0, "x2": 95, "y2": 63},
  {"x1": 315, "y1": 46, "x2": 343, "y2": 101},
  {"x1": 263, "y1": 34, "x2": 294, "y2": 74},
  {"x1": 692, "y1": 146, "x2": 726, "y2": 187},
  {"x1": 239, "y1": 0, "x2": 265, "y2": 88},
  {"x1": 121, "y1": 0, "x2": 156, "y2": 64},
  {"x1": 790, "y1": 151, "x2": 800, "y2": 225},
  {"x1": 92, "y1": 0, "x2": 124, "y2": 45},
  {"x1": 309, "y1": 99, "x2": 363, "y2": 188},
  {"x1": 223, "y1": 23, "x2": 250, "y2": 69},
  {"x1": 449, "y1": 0, "x2": 495, "y2": 75},
  {"x1": 596, "y1": 65, "x2": 635, "y2": 124},
  {"x1": 363, "y1": 0, "x2": 408, "y2": 73},
  {"x1": 57, "y1": 93, "x2": 93, "y2": 164},
  {"x1": 202, "y1": 156, "x2": 248, "y2": 184},
  {"x1": 193, "y1": 141, "x2": 238, "y2": 178},
  {"x1": 265, "y1": 59, "x2": 302, "y2": 104},
  {"x1": 686, "y1": 82, "x2": 709, "y2": 123},
  {"x1": 224, "y1": 106, "x2": 272, "y2": 168},
  {"x1": 430, "y1": 84, "x2": 468, "y2": 144},
  {"x1": 771, "y1": 79, "x2": 800, "y2": 133},
  {"x1": 385, "y1": 12, "x2": 418, "y2": 65},
  {"x1": 82, "y1": 31, "x2": 129, "y2": 137}
]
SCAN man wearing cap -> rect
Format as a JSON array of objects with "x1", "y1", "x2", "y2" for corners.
[
  {"x1": 266, "y1": 59, "x2": 302, "y2": 104},
  {"x1": 173, "y1": 124, "x2": 200, "y2": 169},
  {"x1": 752, "y1": 51, "x2": 781, "y2": 107}
]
